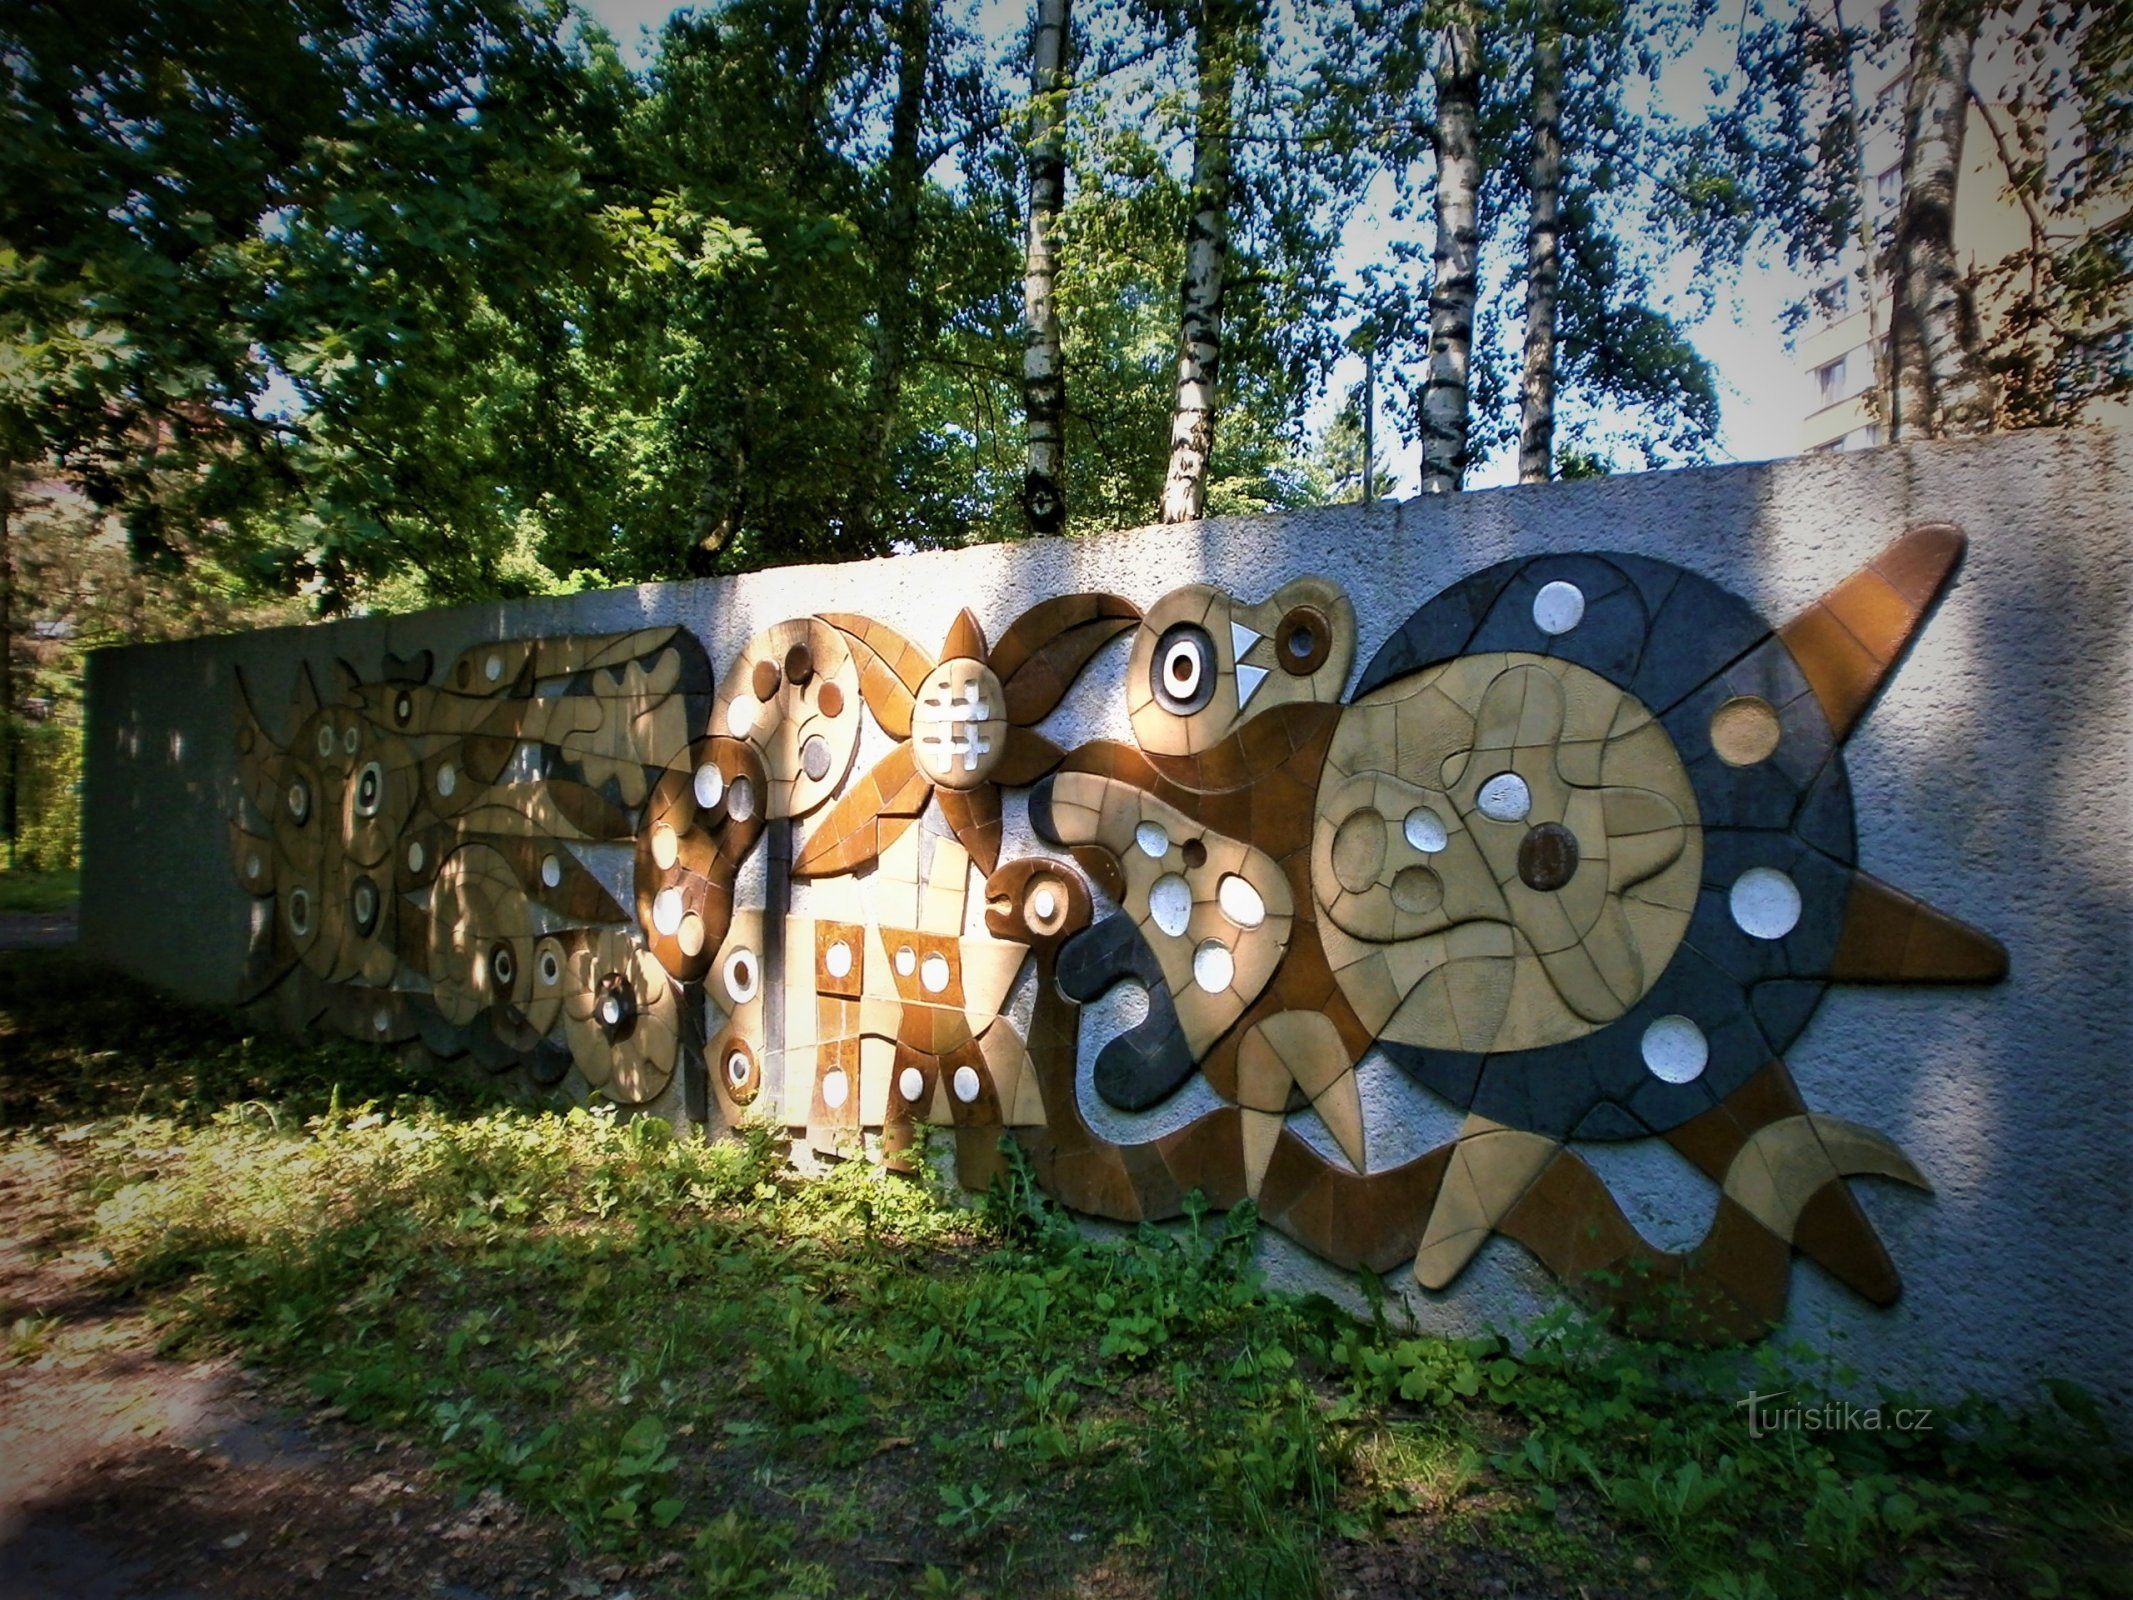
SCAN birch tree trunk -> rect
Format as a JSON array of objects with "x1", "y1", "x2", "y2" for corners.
[
  {"x1": 1890, "y1": 0, "x2": 1995, "y2": 438},
  {"x1": 1159, "y1": 0, "x2": 1244, "y2": 525},
  {"x1": 1516, "y1": 0, "x2": 1562, "y2": 485},
  {"x1": 1419, "y1": 5, "x2": 1482, "y2": 494},
  {"x1": 859, "y1": 0, "x2": 933, "y2": 534},
  {"x1": 1022, "y1": 0, "x2": 1070, "y2": 534}
]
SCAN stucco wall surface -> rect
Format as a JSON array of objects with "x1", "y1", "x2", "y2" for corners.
[{"x1": 81, "y1": 429, "x2": 2133, "y2": 1419}]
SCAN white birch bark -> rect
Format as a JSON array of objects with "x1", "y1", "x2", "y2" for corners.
[
  {"x1": 1891, "y1": 0, "x2": 1995, "y2": 438},
  {"x1": 1516, "y1": 0, "x2": 1562, "y2": 485},
  {"x1": 1022, "y1": 0, "x2": 1069, "y2": 534},
  {"x1": 1159, "y1": 0, "x2": 1241, "y2": 525},
  {"x1": 1419, "y1": 6, "x2": 1482, "y2": 494}
]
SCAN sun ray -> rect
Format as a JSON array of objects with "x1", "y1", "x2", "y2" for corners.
[
  {"x1": 1824, "y1": 868, "x2": 2010, "y2": 983},
  {"x1": 1776, "y1": 522, "x2": 1965, "y2": 741}
]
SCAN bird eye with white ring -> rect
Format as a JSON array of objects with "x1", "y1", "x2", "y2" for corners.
[
  {"x1": 353, "y1": 760, "x2": 385, "y2": 818},
  {"x1": 722, "y1": 946, "x2": 760, "y2": 1004},
  {"x1": 1150, "y1": 623, "x2": 1218, "y2": 715}
]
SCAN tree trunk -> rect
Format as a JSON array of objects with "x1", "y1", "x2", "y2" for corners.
[
  {"x1": 1831, "y1": 0, "x2": 1891, "y2": 433},
  {"x1": 0, "y1": 469, "x2": 14, "y2": 867},
  {"x1": 1022, "y1": 0, "x2": 1070, "y2": 535},
  {"x1": 1420, "y1": 6, "x2": 1482, "y2": 494},
  {"x1": 1516, "y1": 0, "x2": 1562, "y2": 485},
  {"x1": 1159, "y1": 0, "x2": 1245, "y2": 525},
  {"x1": 859, "y1": 0, "x2": 934, "y2": 535},
  {"x1": 1890, "y1": 0, "x2": 1994, "y2": 438}
]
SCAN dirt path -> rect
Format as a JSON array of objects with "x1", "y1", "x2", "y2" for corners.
[
  {"x1": 0, "y1": 1145, "x2": 620, "y2": 1600},
  {"x1": 0, "y1": 910, "x2": 76, "y2": 954}
]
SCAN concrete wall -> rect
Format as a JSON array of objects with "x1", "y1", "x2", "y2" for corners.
[{"x1": 83, "y1": 429, "x2": 2133, "y2": 1419}]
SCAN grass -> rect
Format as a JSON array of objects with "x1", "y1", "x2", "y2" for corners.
[
  {"x1": 3, "y1": 946, "x2": 2128, "y2": 1599},
  {"x1": 0, "y1": 866, "x2": 79, "y2": 914}
]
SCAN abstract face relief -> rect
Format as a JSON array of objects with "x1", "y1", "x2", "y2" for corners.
[
  {"x1": 713, "y1": 619, "x2": 863, "y2": 822},
  {"x1": 1314, "y1": 651, "x2": 1702, "y2": 1056},
  {"x1": 226, "y1": 536, "x2": 2005, "y2": 1344},
  {"x1": 1126, "y1": 576, "x2": 1356, "y2": 757}
]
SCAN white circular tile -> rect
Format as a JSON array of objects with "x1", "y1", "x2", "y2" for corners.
[
  {"x1": 693, "y1": 763, "x2": 725, "y2": 809},
  {"x1": 725, "y1": 697, "x2": 755, "y2": 738},
  {"x1": 953, "y1": 1065, "x2": 982, "y2": 1104},
  {"x1": 1032, "y1": 888, "x2": 1058, "y2": 922},
  {"x1": 724, "y1": 947, "x2": 759, "y2": 1004},
  {"x1": 895, "y1": 946, "x2": 916, "y2": 977},
  {"x1": 435, "y1": 762, "x2": 457, "y2": 798},
  {"x1": 1192, "y1": 939, "x2": 1235, "y2": 993},
  {"x1": 825, "y1": 939, "x2": 853, "y2": 979},
  {"x1": 652, "y1": 887, "x2": 684, "y2": 936},
  {"x1": 1729, "y1": 867, "x2": 1802, "y2": 940},
  {"x1": 1135, "y1": 821, "x2": 1170, "y2": 859},
  {"x1": 1476, "y1": 772, "x2": 1530, "y2": 822},
  {"x1": 540, "y1": 853, "x2": 562, "y2": 888},
  {"x1": 822, "y1": 1069, "x2": 849, "y2": 1111},
  {"x1": 1532, "y1": 580, "x2": 1587, "y2": 635},
  {"x1": 484, "y1": 653, "x2": 503, "y2": 682},
  {"x1": 1403, "y1": 807, "x2": 1448, "y2": 852},
  {"x1": 899, "y1": 1066, "x2": 926, "y2": 1103},
  {"x1": 1641, "y1": 1015, "x2": 1709, "y2": 1083},
  {"x1": 406, "y1": 841, "x2": 425, "y2": 873},
  {"x1": 726, "y1": 776, "x2": 755, "y2": 821},
  {"x1": 1148, "y1": 873, "x2": 1193, "y2": 937},
  {"x1": 1217, "y1": 874, "x2": 1264, "y2": 928},
  {"x1": 920, "y1": 952, "x2": 951, "y2": 993}
]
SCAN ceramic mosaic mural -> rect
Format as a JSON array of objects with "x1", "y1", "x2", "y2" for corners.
[{"x1": 229, "y1": 526, "x2": 2006, "y2": 1344}]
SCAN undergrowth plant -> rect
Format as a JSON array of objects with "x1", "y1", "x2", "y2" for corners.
[{"x1": 5, "y1": 948, "x2": 2128, "y2": 1600}]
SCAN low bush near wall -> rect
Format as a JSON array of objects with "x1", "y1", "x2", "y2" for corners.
[
  {"x1": 3, "y1": 951, "x2": 2127, "y2": 1600},
  {"x1": 5, "y1": 717, "x2": 81, "y2": 871}
]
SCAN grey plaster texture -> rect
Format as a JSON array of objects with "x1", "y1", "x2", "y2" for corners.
[{"x1": 82, "y1": 428, "x2": 2133, "y2": 1421}]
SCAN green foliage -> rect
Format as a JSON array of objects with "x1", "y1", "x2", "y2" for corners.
[
  {"x1": 5, "y1": 947, "x2": 2130, "y2": 1600},
  {"x1": 8, "y1": 718, "x2": 78, "y2": 868}
]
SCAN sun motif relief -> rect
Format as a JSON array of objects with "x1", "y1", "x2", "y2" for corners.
[
  {"x1": 793, "y1": 594, "x2": 1141, "y2": 879},
  {"x1": 1010, "y1": 528, "x2": 2008, "y2": 1343},
  {"x1": 1314, "y1": 651, "x2": 1702, "y2": 1055}
]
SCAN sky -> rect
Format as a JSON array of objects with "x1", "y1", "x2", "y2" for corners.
[{"x1": 571, "y1": 0, "x2": 1821, "y2": 489}]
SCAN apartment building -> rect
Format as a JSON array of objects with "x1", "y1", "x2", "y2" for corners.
[{"x1": 1794, "y1": 3, "x2": 2078, "y2": 453}]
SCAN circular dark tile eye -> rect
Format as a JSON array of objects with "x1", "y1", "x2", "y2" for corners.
[
  {"x1": 393, "y1": 690, "x2": 413, "y2": 726},
  {"x1": 722, "y1": 1039, "x2": 761, "y2": 1106},
  {"x1": 489, "y1": 941, "x2": 516, "y2": 989},
  {"x1": 1152, "y1": 623, "x2": 1217, "y2": 715},
  {"x1": 351, "y1": 875, "x2": 380, "y2": 936},
  {"x1": 286, "y1": 778, "x2": 312, "y2": 825},
  {"x1": 353, "y1": 760, "x2": 385, "y2": 818},
  {"x1": 287, "y1": 886, "x2": 313, "y2": 938},
  {"x1": 595, "y1": 972, "x2": 637, "y2": 1040},
  {"x1": 1278, "y1": 605, "x2": 1333, "y2": 675}
]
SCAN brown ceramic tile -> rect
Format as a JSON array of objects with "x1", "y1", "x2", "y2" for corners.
[
  {"x1": 1791, "y1": 1180, "x2": 1902, "y2": 1305},
  {"x1": 936, "y1": 783, "x2": 1004, "y2": 874},
  {"x1": 941, "y1": 607, "x2": 988, "y2": 665},
  {"x1": 1868, "y1": 522, "x2": 1965, "y2": 608},
  {"x1": 1778, "y1": 602, "x2": 1885, "y2": 740},
  {"x1": 1827, "y1": 870, "x2": 2008, "y2": 983},
  {"x1": 1310, "y1": 1073, "x2": 1366, "y2": 1171}
]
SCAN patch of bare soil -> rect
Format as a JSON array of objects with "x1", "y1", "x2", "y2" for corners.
[{"x1": 0, "y1": 1147, "x2": 611, "y2": 1600}]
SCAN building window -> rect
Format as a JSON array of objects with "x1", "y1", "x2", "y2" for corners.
[
  {"x1": 1818, "y1": 277, "x2": 1852, "y2": 317},
  {"x1": 1878, "y1": 0, "x2": 1901, "y2": 32},
  {"x1": 1815, "y1": 355, "x2": 1848, "y2": 404},
  {"x1": 1877, "y1": 164, "x2": 1902, "y2": 211}
]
